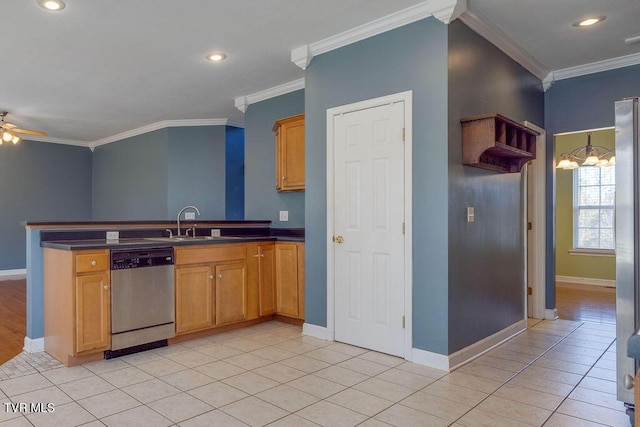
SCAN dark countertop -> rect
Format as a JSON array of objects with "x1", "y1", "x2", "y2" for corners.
[
  {"x1": 37, "y1": 221, "x2": 304, "y2": 250},
  {"x1": 41, "y1": 236, "x2": 303, "y2": 250}
]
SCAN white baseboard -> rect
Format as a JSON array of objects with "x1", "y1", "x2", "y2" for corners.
[
  {"x1": 0, "y1": 269, "x2": 26, "y2": 280},
  {"x1": 556, "y1": 275, "x2": 615, "y2": 288},
  {"x1": 410, "y1": 319, "x2": 527, "y2": 372},
  {"x1": 411, "y1": 348, "x2": 450, "y2": 371},
  {"x1": 302, "y1": 323, "x2": 329, "y2": 341},
  {"x1": 545, "y1": 308, "x2": 559, "y2": 320},
  {"x1": 23, "y1": 337, "x2": 44, "y2": 353}
]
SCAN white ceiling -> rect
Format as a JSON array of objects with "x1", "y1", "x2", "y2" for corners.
[{"x1": 1, "y1": 0, "x2": 639, "y2": 145}]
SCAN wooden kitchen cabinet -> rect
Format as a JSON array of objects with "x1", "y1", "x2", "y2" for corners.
[
  {"x1": 175, "y1": 265, "x2": 214, "y2": 333},
  {"x1": 44, "y1": 248, "x2": 111, "y2": 366},
  {"x1": 174, "y1": 244, "x2": 247, "y2": 335},
  {"x1": 215, "y1": 262, "x2": 247, "y2": 325},
  {"x1": 275, "y1": 242, "x2": 305, "y2": 319},
  {"x1": 258, "y1": 243, "x2": 276, "y2": 316},
  {"x1": 274, "y1": 113, "x2": 305, "y2": 191}
]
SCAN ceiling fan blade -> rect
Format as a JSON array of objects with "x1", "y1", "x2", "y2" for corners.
[
  {"x1": 2, "y1": 123, "x2": 17, "y2": 129},
  {"x1": 12, "y1": 128, "x2": 47, "y2": 136}
]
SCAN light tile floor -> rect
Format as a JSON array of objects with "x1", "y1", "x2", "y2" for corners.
[{"x1": 0, "y1": 319, "x2": 629, "y2": 426}]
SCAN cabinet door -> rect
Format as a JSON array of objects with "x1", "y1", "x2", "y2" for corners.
[
  {"x1": 215, "y1": 262, "x2": 247, "y2": 325},
  {"x1": 274, "y1": 114, "x2": 305, "y2": 191},
  {"x1": 175, "y1": 265, "x2": 214, "y2": 334},
  {"x1": 75, "y1": 272, "x2": 110, "y2": 354},
  {"x1": 275, "y1": 243, "x2": 300, "y2": 317},
  {"x1": 258, "y1": 244, "x2": 276, "y2": 316}
]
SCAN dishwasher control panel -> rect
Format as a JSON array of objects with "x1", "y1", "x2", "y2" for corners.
[{"x1": 111, "y1": 248, "x2": 174, "y2": 270}]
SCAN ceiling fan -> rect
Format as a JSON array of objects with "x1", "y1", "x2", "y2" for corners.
[{"x1": 0, "y1": 111, "x2": 47, "y2": 145}]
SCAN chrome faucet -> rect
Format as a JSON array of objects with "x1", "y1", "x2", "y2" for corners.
[{"x1": 176, "y1": 205, "x2": 200, "y2": 237}]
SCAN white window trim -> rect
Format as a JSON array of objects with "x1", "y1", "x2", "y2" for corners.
[
  {"x1": 568, "y1": 248, "x2": 615, "y2": 257},
  {"x1": 572, "y1": 167, "x2": 615, "y2": 251}
]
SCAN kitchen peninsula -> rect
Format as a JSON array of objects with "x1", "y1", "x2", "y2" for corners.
[{"x1": 26, "y1": 220, "x2": 304, "y2": 367}]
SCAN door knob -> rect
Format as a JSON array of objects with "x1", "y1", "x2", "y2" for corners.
[
  {"x1": 333, "y1": 235, "x2": 344, "y2": 244},
  {"x1": 624, "y1": 374, "x2": 635, "y2": 389}
]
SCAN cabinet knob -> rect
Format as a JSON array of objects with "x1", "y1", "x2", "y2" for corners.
[
  {"x1": 260, "y1": 253, "x2": 265, "y2": 257},
  {"x1": 103, "y1": 285, "x2": 109, "y2": 290},
  {"x1": 624, "y1": 374, "x2": 635, "y2": 389},
  {"x1": 218, "y1": 274, "x2": 223, "y2": 279},
  {"x1": 91, "y1": 260, "x2": 97, "y2": 266},
  {"x1": 209, "y1": 275, "x2": 214, "y2": 280},
  {"x1": 282, "y1": 176, "x2": 286, "y2": 180}
]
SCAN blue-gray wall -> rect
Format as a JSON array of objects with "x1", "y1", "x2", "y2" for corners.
[
  {"x1": 305, "y1": 18, "x2": 450, "y2": 354},
  {"x1": 225, "y1": 126, "x2": 245, "y2": 220},
  {"x1": 244, "y1": 90, "x2": 305, "y2": 228},
  {"x1": 93, "y1": 126, "x2": 228, "y2": 220},
  {"x1": 93, "y1": 129, "x2": 169, "y2": 219},
  {"x1": 544, "y1": 64, "x2": 640, "y2": 309},
  {"x1": 167, "y1": 126, "x2": 226, "y2": 219},
  {"x1": 0, "y1": 140, "x2": 92, "y2": 270},
  {"x1": 447, "y1": 21, "x2": 544, "y2": 353}
]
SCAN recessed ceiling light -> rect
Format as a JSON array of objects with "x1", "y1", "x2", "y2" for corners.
[
  {"x1": 38, "y1": 0, "x2": 66, "y2": 11},
  {"x1": 573, "y1": 16, "x2": 605, "y2": 27},
  {"x1": 206, "y1": 53, "x2": 227, "y2": 62}
]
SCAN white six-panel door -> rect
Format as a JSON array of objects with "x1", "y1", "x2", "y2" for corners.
[{"x1": 332, "y1": 101, "x2": 406, "y2": 357}]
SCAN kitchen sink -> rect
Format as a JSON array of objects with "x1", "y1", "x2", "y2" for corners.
[{"x1": 144, "y1": 236, "x2": 245, "y2": 242}]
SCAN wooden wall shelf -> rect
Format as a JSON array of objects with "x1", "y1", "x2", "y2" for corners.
[{"x1": 461, "y1": 114, "x2": 539, "y2": 173}]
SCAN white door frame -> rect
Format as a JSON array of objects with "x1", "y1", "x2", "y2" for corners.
[
  {"x1": 326, "y1": 90, "x2": 413, "y2": 359},
  {"x1": 525, "y1": 121, "x2": 546, "y2": 320}
]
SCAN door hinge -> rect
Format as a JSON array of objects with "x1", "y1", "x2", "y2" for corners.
[
  {"x1": 402, "y1": 222, "x2": 405, "y2": 235},
  {"x1": 402, "y1": 128, "x2": 405, "y2": 142},
  {"x1": 402, "y1": 316, "x2": 405, "y2": 328},
  {"x1": 527, "y1": 222, "x2": 533, "y2": 231},
  {"x1": 527, "y1": 286, "x2": 532, "y2": 296}
]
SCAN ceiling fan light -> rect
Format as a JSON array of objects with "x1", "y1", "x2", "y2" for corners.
[
  {"x1": 2, "y1": 131, "x2": 13, "y2": 142},
  {"x1": 608, "y1": 155, "x2": 616, "y2": 166},
  {"x1": 595, "y1": 158, "x2": 609, "y2": 167},
  {"x1": 11, "y1": 135, "x2": 21, "y2": 144}
]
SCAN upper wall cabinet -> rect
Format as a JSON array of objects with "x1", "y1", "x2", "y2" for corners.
[
  {"x1": 273, "y1": 114, "x2": 305, "y2": 191},
  {"x1": 461, "y1": 114, "x2": 539, "y2": 173}
]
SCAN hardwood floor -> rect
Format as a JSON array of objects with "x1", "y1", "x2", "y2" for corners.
[
  {"x1": 556, "y1": 282, "x2": 616, "y2": 325},
  {"x1": 0, "y1": 278, "x2": 26, "y2": 364}
]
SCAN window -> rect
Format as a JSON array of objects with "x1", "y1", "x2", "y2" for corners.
[{"x1": 573, "y1": 166, "x2": 615, "y2": 250}]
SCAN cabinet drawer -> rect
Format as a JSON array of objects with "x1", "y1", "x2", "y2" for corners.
[
  {"x1": 75, "y1": 251, "x2": 109, "y2": 273},
  {"x1": 175, "y1": 244, "x2": 246, "y2": 265}
]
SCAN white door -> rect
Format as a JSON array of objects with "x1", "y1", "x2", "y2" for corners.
[{"x1": 333, "y1": 101, "x2": 405, "y2": 357}]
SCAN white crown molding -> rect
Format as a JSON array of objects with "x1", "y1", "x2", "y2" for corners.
[
  {"x1": 23, "y1": 135, "x2": 90, "y2": 148},
  {"x1": 89, "y1": 118, "x2": 243, "y2": 150},
  {"x1": 234, "y1": 78, "x2": 305, "y2": 113},
  {"x1": 290, "y1": 1, "x2": 443, "y2": 70},
  {"x1": 430, "y1": 0, "x2": 467, "y2": 24},
  {"x1": 548, "y1": 52, "x2": 640, "y2": 84},
  {"x1": 459, "y1": 8, "x2": 549, "y2": 81}
]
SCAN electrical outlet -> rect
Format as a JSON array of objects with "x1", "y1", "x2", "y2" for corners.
[
  {"x1": 279, "y1": 211, "x2": 289, "y2": 221},
  {"x1": 210, "y1": 229, "x2": 221, "y2": 237},
  {"x1": 106, "y1": 231, "x2": 119, "y2": 240},
  {"x1": 185, "y1": 212, "x2": 196, "y2": 220}
]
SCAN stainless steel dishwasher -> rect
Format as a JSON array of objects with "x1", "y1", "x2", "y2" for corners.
[{"x1": 109, "y1": 247, "x2": 175, "y2": 354}]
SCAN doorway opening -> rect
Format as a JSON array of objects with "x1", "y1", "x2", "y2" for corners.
[{"x1": 553, "y1": 128, "x2": 616, "y2": 325}]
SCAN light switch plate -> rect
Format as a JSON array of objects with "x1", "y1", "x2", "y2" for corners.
[
  {"x1": 467, "y1": 207, "x2": 475, "y2": 223},
  {"x1": 279, "y1": 211, "x2": 289, "y2": 221},
  {"x1": 185, "y1": 212, "x2": 196, "y2": 220},
  {"x1": 106, "y1": 231, "x2": 119, "y2": 240},
  {"x1": 210, "y1": 229, "x2": 221, "y2": 237}
]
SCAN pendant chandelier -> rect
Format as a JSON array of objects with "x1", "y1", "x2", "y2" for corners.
[{"x1": 556, "y1": 132, "x2": 615, "y2": 169}]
